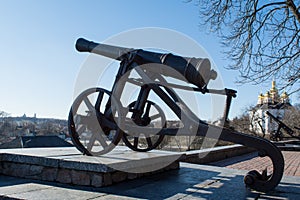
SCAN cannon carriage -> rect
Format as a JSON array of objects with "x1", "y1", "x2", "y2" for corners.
[{"x1": 68, "y1": 38, "x2": 284, "y2": 192}]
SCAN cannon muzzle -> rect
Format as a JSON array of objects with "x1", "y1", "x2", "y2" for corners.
[{"x1": 75, "y1": 38, "x2": 132, "y2": 60}]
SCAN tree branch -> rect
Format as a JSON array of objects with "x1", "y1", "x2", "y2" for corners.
[{"x1": 287, "y1": 0, "x2": 300, "y2": 23}]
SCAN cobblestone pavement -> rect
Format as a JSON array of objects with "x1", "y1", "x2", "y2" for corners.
[{"x1": 211, "y1": 151, "x2": 300, "y2": 177}]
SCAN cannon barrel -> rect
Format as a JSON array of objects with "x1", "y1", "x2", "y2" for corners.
[
  {"x1": 76, "y1": 38, "x2": 133, "y2": 60},
  {"x1": 76, "y1": 38, "x2": 217, "y2": 88}
]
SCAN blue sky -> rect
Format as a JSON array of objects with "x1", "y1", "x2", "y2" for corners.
[{"x1": 0, "y1": 0, "x2": 297, "y2": 120}]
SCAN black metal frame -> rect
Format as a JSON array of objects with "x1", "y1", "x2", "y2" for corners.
[
  {"x1": 102, "y1": 60, "x2": 236, "y2": 137},
  {"x1": 87, "y1": 56, "x2": 284, "y2": 192}
]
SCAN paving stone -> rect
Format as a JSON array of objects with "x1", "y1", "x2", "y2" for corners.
[
  {"x1": 56, "y1": 169, "x2": 72, "y2": 184},
  {"x1": 211, "y1": 151, "x2": 300, "y2": 177},
  {"x1": 1, "y1": 162, "x2": 13, "y2": 175},
  {"x1": 8, "y1": 187, "x2": 103, "y2": 200},
  {"x1": 0, "y1": 182, "x2": 52, "y2": 196},
  {"x1": 127, "y1": 173, "x2": 138, "y2": 180},
  {"x1": 92, "y1": 194, "x2": 141, "y2": 199},
  {"x1": 71, "y1": 170, "x2": 90, "y2": 186},
  {"x1": 41, "y1": 167, "x2": 58, "y2": 182},
  {"x1": 112, "y1": 171, "x2": 127, "y2": 183},
  {"x1": 13, "y1": 163, "x2": 31, "y2": 178},
  {"x1": 27, "y1": 165, "x2": 43, "y2": 179},
  {"x1": 91, "y1": 174, "x2": 103, "y2": 187},
  {"x1": 103, "y1": 173, "x2": 112, "y2": 186}
]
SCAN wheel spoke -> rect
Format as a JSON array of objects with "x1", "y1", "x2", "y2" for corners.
[
  {"x1": 95, "y1": 132, "x2": 109, "y2": 148},
  {"x1": 95, "y1": 91, "x2": 104, "y2": 110},
  {"x1": 74, "y1": 114, "x2": 82, "y2": 124},
  {"x1": 77, "y1": 125, "x2": 86, "y2": 135},
  {"x1": 146, "y1": 137, "x2": 152, "y2": 147},
  {"x1": 87, "y1": 133, "x2": 96, "y2": 151},
  {"x1": 84, "y1": 97, "x2": 94, "y2": 112},
  {"x1": 133, "y1": 137, "x2": 139, "y2": 148},
  {"x1": 150, "y1": 114, "x2": 160, "y2": 120}
]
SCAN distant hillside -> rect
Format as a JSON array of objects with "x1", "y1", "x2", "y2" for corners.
[{"x1": 0, "y1": 115, "x2": 68, "y2": 145}]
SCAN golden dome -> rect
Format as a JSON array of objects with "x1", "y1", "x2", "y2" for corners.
[
  {"x1": 270, "y1": 80, "x2": 278, "y2": 93},
  {"x1": 271, "y1": 80, "x2": 276, "y2": 89},
  {"x1": 281, "y1": 91, "x2": 289, "y2": 99},
  {"x1": 265, "y1": 91, "x2": 270, "y2": 97},
  {"x1": 257, "y1": 93, "x2": 264, "y2": 104}
]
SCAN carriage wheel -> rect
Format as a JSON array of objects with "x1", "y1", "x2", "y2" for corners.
[
  {"x1": 68, "y1": 87, "x2": 123, "y2": 156},
  {"x1": 122, "y1": 100, "x2": 166, "y2": 152}
]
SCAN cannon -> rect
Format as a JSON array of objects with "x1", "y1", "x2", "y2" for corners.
[
  {"x1": 68, "y1": 38, "x2": 284, "y2": 192},
  {"x1": 266, "y1": 111, "x2": 300, "y2": 141}
]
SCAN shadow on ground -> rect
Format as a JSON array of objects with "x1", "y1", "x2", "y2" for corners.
[{"x1": 0, "y1": 163, "x2": 300, "y2": 199}]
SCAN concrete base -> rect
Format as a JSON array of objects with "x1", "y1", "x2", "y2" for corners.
[{"x1": 0, "y1": 147, "x2": 181, "y2": 187}]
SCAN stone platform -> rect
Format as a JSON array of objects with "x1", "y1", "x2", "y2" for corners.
[{"x1": 0, "y1": 147, "x2": 182, "y2": 187}]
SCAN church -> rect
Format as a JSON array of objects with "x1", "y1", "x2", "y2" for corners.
[{"x1": 249, "y1": 81, "x2": 291, "y2": 135}]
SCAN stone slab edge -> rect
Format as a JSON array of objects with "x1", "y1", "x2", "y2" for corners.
[
  {"x1": 181, "y1": 144, "x2": 256, "y2": 164},
  {"x1": 0, "y1": 153, "x2": 112, "y2": 173},
  {"x1": 0, "y1": 160, "x2": 179, "y2": 188}
]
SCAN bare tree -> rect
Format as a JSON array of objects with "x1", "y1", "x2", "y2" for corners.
[
  {"x1": 282, "y1": 103, "x2": 300, "y2": 136},
  {"x1": 230, "y1": 105, "x2": 266, "y2": 137},
  {"x1": 191, "y1": 0, "x2": 300, "y2": 94},
  {"x1": 0, "y1": 111, "x2": 12, "y2": 144},
  {"x1": 0, "y1": 111, "x2": 9, "y2": 118},
  {"x1": 249, "y1": 107, "x2": 266, "y2": 137}
]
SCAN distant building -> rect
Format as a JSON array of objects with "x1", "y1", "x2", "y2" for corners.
[
  {"x1": 249, "y1": 81, "x2": 292, "y2": 135},
  {"x1": 0, "y1": 135, "x2": 73, "y2": 149}
]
